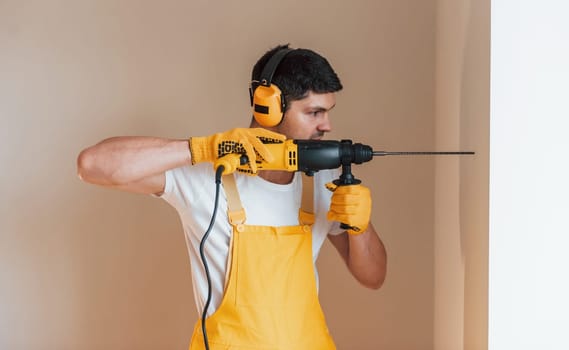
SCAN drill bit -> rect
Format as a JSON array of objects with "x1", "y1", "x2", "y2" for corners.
[{"x1": 373, "y1": 151, "x2": 475, "y2": 156}]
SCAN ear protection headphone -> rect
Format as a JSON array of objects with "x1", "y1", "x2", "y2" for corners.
[{"x1": 249, "y1": 48, "x2": 293, "y2": 127}]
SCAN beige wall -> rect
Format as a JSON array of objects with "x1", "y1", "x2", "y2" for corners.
[{"x1": 0, "y1": 0, "x2": 488, "y2": 349}]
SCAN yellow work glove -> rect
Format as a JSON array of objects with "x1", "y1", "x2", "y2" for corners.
[
  {"x1": 326, "y1": 182, "x2": 372, "y2": 235},
  {"x1": 189, "y1": 128, "x2": 286, "y2": 174}
]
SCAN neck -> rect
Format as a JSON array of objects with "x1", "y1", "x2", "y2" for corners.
[{"x1": 258, "y1": 170, "x2": 295, "y2": 185}]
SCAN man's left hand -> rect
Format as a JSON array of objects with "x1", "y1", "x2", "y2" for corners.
[{"x1": 326, "y1": 183, "x2": 372, "y2": 235}]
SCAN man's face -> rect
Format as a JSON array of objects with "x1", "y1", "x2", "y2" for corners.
[{"x1": 273, "y1": 91, "x2": 336, "y2": 140}]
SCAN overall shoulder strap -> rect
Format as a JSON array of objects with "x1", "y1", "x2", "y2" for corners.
[
  {"x1": 222, "y1": 174, "x2": 246, "y2": 225},
  {"x1": 299, "y1": 174, "x2": 315, "y2": 226}
]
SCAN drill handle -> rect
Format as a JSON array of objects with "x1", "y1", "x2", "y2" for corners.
[
  {"x1": 332, "y1": 163, "x2": 362, "y2": 186},
  {"x1": 332, "y1": 163, "x2": 362, "y2": 231}
]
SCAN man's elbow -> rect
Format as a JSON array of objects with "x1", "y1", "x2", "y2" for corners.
[
  {"x1": 354, "y1": 261, "x2": 387, "y2": 290},
  {"x1": 361, "y1": 272, "x2": 386, "y2": 290},
  {"x1": 76, "y1": 148, "x2": 101, "y2": 184}
]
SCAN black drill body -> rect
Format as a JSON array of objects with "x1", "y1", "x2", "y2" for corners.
[{"x1": 295, "y1": 139, "x2": 373, "y2": 184}]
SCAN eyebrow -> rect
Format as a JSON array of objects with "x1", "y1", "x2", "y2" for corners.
[{"x1": 307, "y1": 104, "x2": 336, "y2": 112}]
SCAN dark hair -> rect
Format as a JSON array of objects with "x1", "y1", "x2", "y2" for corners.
[{"x1": 251, "y1": 44, "x2": 343, "y2": 111}]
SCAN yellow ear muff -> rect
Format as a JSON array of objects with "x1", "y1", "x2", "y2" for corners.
[
  {"x1": 250, "y1": 48, "x2": 293, "y2": 127},
  {"x1": 252, "y1": 83, "x2": 284, "y2": 127}
]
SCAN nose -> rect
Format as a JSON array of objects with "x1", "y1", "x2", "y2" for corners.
[{"x1": 317, "y1": 114, "x2": 332, "y2": 132}]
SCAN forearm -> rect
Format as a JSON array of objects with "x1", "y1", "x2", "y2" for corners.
[
  {"x1": 77, "y1": 136, "x2": 191, "y2": 186},
  {"x1": 346, "y1": 224, "x2": 387, "y2": 289},
  {"x1": 330, "y1": 223, "x2": 387, "y2": 290}
]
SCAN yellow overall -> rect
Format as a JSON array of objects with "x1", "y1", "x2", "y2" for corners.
[{"x1": 189, "y1": 174, "x2": 336, "y2": 350}]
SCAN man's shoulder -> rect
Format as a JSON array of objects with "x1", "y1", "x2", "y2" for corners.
[
  {"x1": 163, "y1": 163, "x2": 216, "y2": 198},
  {"x1": 168, "y1": 162, "x2": 214, "y2": 178}
]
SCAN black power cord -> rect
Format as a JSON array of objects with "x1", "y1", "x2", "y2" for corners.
[{"x1": 198, "y1": 165, "x2": 225, "y2": 350}]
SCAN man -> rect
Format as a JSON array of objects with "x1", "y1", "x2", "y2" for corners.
[{"x1": 77, "y1": 44, "x2": 387, "y2": 349}]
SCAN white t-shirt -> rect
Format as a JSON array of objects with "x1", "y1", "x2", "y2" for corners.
[{"x1": 160, "y1": 163, "x2": 343, "y2": 316}]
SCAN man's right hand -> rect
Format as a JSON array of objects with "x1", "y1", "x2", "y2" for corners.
[{"x1": 189, "y1": 128, "x2": 286, "y2": 174}]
